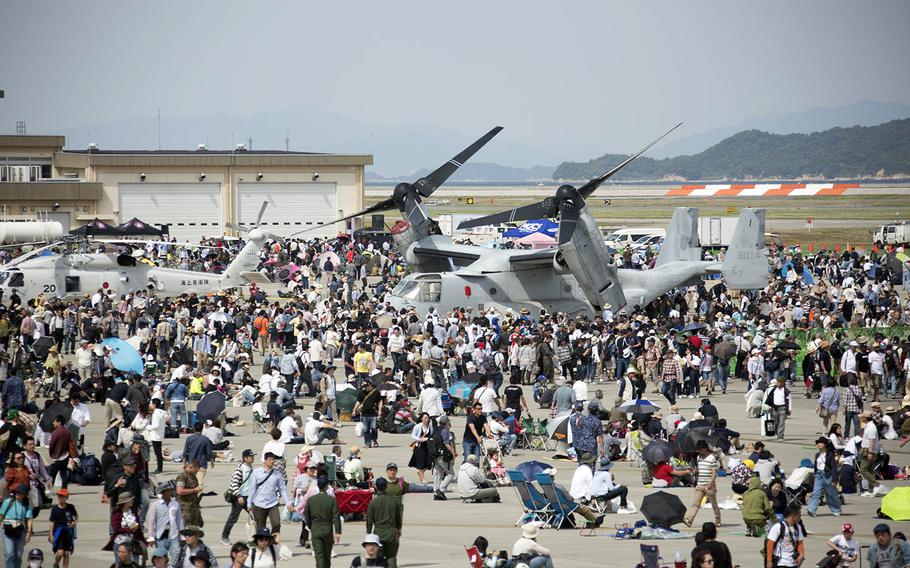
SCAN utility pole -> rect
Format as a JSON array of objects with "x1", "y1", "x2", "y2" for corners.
[
  {"x1": 157, "y1": 107, "x2": 161, "y2": 150},
  {"x1": 247, "y1": 136, "x2": 253, "y2": 151},
  {"x1": 285, "y1": 130, "x2": 290, "y2": 151}
]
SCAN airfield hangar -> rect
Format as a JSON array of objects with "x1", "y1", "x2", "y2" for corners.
[{"x1": 0, "y1": 134, "x2": 373, "y2": 242}]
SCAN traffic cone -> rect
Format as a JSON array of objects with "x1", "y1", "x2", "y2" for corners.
[{"x1": 809, "y1": 243, "x2": 813, "y2": 252}]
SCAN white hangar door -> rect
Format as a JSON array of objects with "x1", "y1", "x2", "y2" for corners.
[
  {"x1": 237, "y1": 183, "x2": 338, "y2": 238},
  {"x1": 119, "y1": 183, "x2": 222, "y2": 242}
]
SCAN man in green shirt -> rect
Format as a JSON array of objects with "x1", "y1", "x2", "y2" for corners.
[
  {"x1": 303, "y1": 476, "x2": 342, "y2": 568},
  {"x1": 366, "y1": 478, "x2": 402, "y2": 568}
]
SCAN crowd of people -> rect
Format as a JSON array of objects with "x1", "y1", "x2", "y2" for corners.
[{"x1": 0, "y1": 228, "x2": 907, "y2": 567}]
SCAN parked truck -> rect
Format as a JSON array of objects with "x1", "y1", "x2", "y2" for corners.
[
  {"x1": 873, "y1": 223, "x2": 910, "y2": 246},
  {"x1": 697, "y1": 216, "x2": 739, "y2": 247}
]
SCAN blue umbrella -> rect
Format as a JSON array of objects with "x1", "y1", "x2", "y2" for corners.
[
  {"x1": 515, "y1": 460, "x2": 552, "y2": 482},
  {"x1": 618, "y1": 399, "x2": 661, "y2": 414},
  {"x1": 101, "y1": 337, "x2": 144, "y2": 375},
  {"x1": 447, "y1": 381, "x2": 474, "y2": 400}
]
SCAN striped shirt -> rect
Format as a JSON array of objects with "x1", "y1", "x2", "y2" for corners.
[{"x1": 695, "y1": 453, "x2": 718, "y2": 486}]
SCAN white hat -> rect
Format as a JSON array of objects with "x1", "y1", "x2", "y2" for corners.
[
  {"x1": 362, "y1": 534, "x2": 382, "y2": 547},
  {"x1": 849, "y1": 340, "x2": 859, "y2": 347},
  {"x1": 521, "y1": 522, "x2": 541, "y2": 539}
]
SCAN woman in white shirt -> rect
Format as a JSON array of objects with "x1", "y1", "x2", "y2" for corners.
[{"x1": 144, "y1": 398, "x2": 167, "y2": 474}]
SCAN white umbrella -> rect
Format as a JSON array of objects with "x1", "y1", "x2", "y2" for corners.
[{"x1": 207, "y1": 310, "x2": 231, "y2": 323}]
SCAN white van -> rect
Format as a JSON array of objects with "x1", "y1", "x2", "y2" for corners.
[{"x1": 603, "y1": 227, "x2": 666, "y2": 249}]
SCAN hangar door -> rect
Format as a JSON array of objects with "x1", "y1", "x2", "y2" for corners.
[
  {"x1": 237, "y1": 182, "x2": 338, "y2": 238},
  {"x1": 119, "y1": 183, "x2": 222, "y2": 242}
]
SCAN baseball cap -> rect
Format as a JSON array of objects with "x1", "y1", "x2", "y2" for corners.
[
  {"x1": 27, "y1": 549, "x2": 43, "y2": 560},
  {"x1": 242, "y1": 449, "x2": 256, "y2": 458},
  {"x1": 386, "y1": 462, "x2": 398, "y2": 470},
  {"x1": 842, "y1": 523, "x2": 854, "y2": 533},
  {"x1": 55, "y1": 488, "x2": 69, "y2": 497},
  {"x1": 873, "y1": 523, "x2": 891, "y2": 534},
  {"x1": 263, "y1": 451, "x2": 279, "y2": 460}
]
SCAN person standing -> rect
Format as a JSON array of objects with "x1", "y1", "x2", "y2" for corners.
[
  {"x1": 145, "y1": 480, "x2": 183, "y2": 555},
  {"x1": 366, "y1": 478, "x2": 402, "y2": 568},
  {"x1": 764, "y1": 377, "x2": 791, "y2": 442},
  {"x1": 817, "y1": 379, "x2": 840, "y2": 430},
  {"x1": 807, "y1": 437, "x2": 842, "y2": 517},
  {"x1": 0, "y1": 485, "x2": 33, "y2": 568},
  {"x1": 221, "y1": 449, "x2": 255, "y2": 546},
  {"x1": 866, "y1": 523, "x2": 910, "y2": 568},
  {"x1": 247, "y1": 452, "x2": 292, "y2": 540},
  {"x1": 859, "y1": 412, "x2": 885, "y2": 497},
  {"x1": 47, "y1": 489, "x2": 78, "y2": 568},
  {"x1": 462, "y1": 403, "x2": 491, "y2": 464},
  {"x1": 432, "y1": 415, "x2": 457, "y2": 501},
  {"x1": 842, "y1": 376, "x2": 863, "y2": 438},
  {"x1": 765, "y1": 504, "x2": 805, "y2": 568},
  {"x1": 175, "y1": 461, "x2": 205, "y2": 528},
  {"x1": 353, "y1": 381, "x2": 383, "y2": 448},
  {"x1": 683, "y1": 440, "x2": 721, "y2": 529},
  {"x1": 47, "y1": 415, "x2": 73, "y2": 490},
  {"x1": 303, "y1": 476, "x2": 342, "y2": 568},
  {"x1": 182, "y1": 422, "x2": 214, "y2": 484},
  {"x1": 144, "y1": 398, "x2": 167, "y2": 474},
  {"x1": 660, "y1": 349, "x2": 682, "y2": 405},
  {"x1": 690, "y1": 522, "x2": 733, "y2": 568}
]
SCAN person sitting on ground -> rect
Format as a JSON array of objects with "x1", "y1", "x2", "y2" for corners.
[
  {"x1": 304, "y1": 404, "x2": 344, "y2": 446},
  {"x1": 511, "y1": 522, "x2": 555, "y2": 568},
  {"x1": 457, "y1": 455, "x2": 500, "y2": 503},
  {"x1": 691, "y1": 522, "x2": 733, "y2": 568},
  {"x1": 608, "y1": 398, "x2": 627, "y2": 428},
  {"x1": 590, "y1": 457, "x2": 633, "y2": 514},
  {"x1": 469, "y1": 535, "x2": 508, "y2": 568},
  {"x1": 712, "y1": 419, "x2": 742, "y2": 451},
  {"x1": 754, "y1": 451, "x2": 780, "y2": 486},
  {"x1": 651, "y1": 459, "x2": 691, "y2": 488},
  {"x1": 392, "y1": 400, "x2": 418, "y2": 434},
  {"x1": 662, "y1": 404, "x2": 685, "y2": 436},
  {"x1": 730, "y1": 459, "x2": 754, "y2": 495},
  {"x1": 741, "y1": 475, "x2": 773, "y2": 537}
]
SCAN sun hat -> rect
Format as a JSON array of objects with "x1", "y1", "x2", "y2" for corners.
[
  {"x1": 116, "y1": 491, "x2": 135, "y2": 505},
  {"x1": 362, "y1": 534, "x2": 382, "y2": 547},
  {"x1": 521, "y1": 522, "x2": 540, "y2": 539}
]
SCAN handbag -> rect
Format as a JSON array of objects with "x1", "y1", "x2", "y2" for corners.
[{"x1": 244, "y1": 513, "x2": 257, "y2": 540}]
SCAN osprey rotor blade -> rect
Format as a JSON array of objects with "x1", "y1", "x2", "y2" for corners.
[
  {"x1": 285, "y1": 198, "x2": 398, "y2": 238},
  {"x1": 456, "y1": 200, "x2": 555, "y2": 231},
  {"x1": 413, "y1": 126, "x2": 504, "y2": 197},
  {"x1": 255, "y1": 200, "x2": 269, "y2": 228},
  {"x1": 556, "y1": 195, "x2": 583, "y2": 245},
  {"x1": 577, "y1": 122, "x2": 683, "y2": 198},
  {"x1": 225, "y1": 222, "x2": 250, "y2": 233}
]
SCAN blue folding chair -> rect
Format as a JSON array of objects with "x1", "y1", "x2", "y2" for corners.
[
  {"x1": 534, "y1": 473, "x2": 578, "y2": 530},
  {"x1": 507, "y1": 470, "x2": 553, "y2": 526}
]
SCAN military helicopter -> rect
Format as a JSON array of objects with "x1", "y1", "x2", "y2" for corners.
[
  {"x1": 385, "y1": 125, "x2": 770, "y2": 316},
  {"x1": 0, "y1": 201, "x2": 277, "y2": 300}
]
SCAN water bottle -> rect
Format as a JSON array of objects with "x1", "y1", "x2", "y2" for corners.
[{"x1": 674, "y1": 550, "x2": 687, "y2": 568}]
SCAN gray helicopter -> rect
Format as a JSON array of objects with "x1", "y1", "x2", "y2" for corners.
[
  {"x1": 0, "y1": 202, "x2": 279, "y2": 300},
  {"x1": 385, "y1": 125, "x2": 769, "y2": 316}
]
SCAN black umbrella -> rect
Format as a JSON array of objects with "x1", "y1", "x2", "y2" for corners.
[
  {"x1": 713, "y1": 341, "x2": 737, "y2": 361},
  {"x1": 675, "y1": 427, "x2": 710, "y2": 454},
  {"x1": 680, "y1": 323, "x2": 706, "y2": 332},
  {"x1": 461, "y1": 372, "x2": 485, "y2": 384},
  {"x1": 40, "y1": 400, "x2": 73, "y2": 432},
  {"x1": 378, "y1": 382, "x2": 399, "y2": 391},
  {"x1": 547, "y1": 413, "x2": 571, "y2": 441},
  {"x1": 642, "y1": 439, "x2": 676, "y2": 464},
  {"x1": 196, "y1": 391, "x2": 226, "y2": 423},
  {"x1": 641, "y1": 490, "x2": 687, "y2": 528},
  {"x1": 707, "y1": 431, "x2": 732, "y2": 453},
  {"x1": 778, "y1": 340, "x2": 800, "y2": 351},
  {"x1": 32, "y1": 336, "x2": 56, "y2": 361},
  {"x1": 685, "y1": 419, "x2": 713, "y2": 430}
]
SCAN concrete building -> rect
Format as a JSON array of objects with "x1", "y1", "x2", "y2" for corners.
[{"x1": 0, "y1": 134, "x2": 372, "y2": 241}]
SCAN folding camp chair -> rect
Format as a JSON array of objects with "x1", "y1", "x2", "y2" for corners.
[
  {"x1": 533, "y1": 419, "x2": 552, "y2": 452},
  {"x1": 628, "y1": 430, "x2": 646, "y2": 468},
  {"x1": 324, "y1": 455, "x2": 339, "y2": 487},
  {"x1": 507, "y1": 470, "x2": 553, "y2": 526},
  {"x1": 517, "y1": 417, "x2": 536, "y2": 450},
  {"x1": 638, "y1": 544, "x2": 672, "y2": 568},
  {"x1": 251, "y1": 411, "x2": 268, "y2": 434},
  {"x1": 535, "y1": 473, "x2": 578, "y2": 530}
]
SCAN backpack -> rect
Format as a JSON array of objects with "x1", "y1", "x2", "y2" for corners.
[
  {"x1": 322, "y1": 258, "x2": 334, "y2": 272},
  {"x1": 762, "y1": 522, "x2": 798, "y2": 562},
  {"x1": 482, "y1": 352, "x2": 499, "y2": 374},
  {"x1": 76, "y1": 453, "x2": 103, "y2": 485},
  {"x1": 427, "y1": 427, "x2": 452, "y2": 463}
]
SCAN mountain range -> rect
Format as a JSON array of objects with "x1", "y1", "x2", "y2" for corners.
[
  {"x1": 553, "y1": 119, "x2": 910, "y2": 181},
  {"x1": 53, "y1": 100, "x2": 910, "y2": 180}
]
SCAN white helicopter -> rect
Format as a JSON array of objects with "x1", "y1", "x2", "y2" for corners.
[{"x1": 0, "y1": 201, "x2": 277, "y2": 300}]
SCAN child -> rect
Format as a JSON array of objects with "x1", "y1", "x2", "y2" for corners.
[
  {"x1": 487, "y1": 450, "x2": 509, "y2": 486},
  {"x1": 48, "y1": 488, "x2": 78, "y2": 568}
]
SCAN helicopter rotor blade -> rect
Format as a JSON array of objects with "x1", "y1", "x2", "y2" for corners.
[
  {"x1": 413, "y1": 126, "x2": 504, "y2": 197},
  {"x1": 456, "y1": 200, "x2": 556, "y2": 231}
]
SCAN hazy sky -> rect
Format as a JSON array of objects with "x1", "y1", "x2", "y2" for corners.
[{"x1": 2, "y1": 0, "x2": 909, "y2": 161}]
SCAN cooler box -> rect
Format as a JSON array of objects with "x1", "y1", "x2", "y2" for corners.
[{"x1": 336, "y1": 489, "x2": 372, "y2": 514}]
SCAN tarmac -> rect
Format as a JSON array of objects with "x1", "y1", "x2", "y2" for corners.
[{"x1": 42, "y1": 370, "x2": 909, "y2": 567}]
